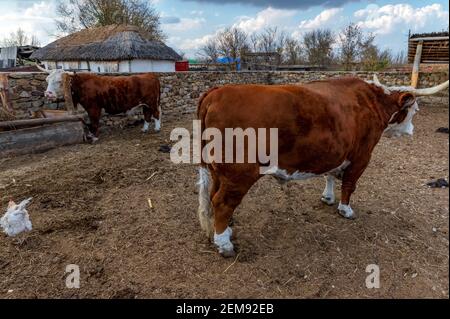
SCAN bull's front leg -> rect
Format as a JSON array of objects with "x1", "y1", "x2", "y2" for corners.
[
  {"x1": 86, "y1": 108, "x2": 101, "y2": 143},
  {"x1": 321, "y1": 175, "x2": 335, "y2": 205},
  {"x1": 338, "y1": 162, "x2": 368, "y2": 219}
]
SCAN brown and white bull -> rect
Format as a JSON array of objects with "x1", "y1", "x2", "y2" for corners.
[
  {"x1": 38, "y1": 67, "x2": 161, "y2": 141},
  {"x1": 197, "y1": 76, "x2": 449, "y2": 257}
]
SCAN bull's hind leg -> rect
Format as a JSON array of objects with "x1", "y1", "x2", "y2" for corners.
[
  {"x1": 85, "y1": 107, "x2": 101, "y2": 142},
  {"x1": 211, "y1": 174, "x2": 258, "y2": 257},
  {"x1": 321, "y1": 175, "x2": 336, "y2": 206},
  {"x1": 142, "y1": 105, "x2": 152, "y2": 133},
  {"x1": 142, "y1": 104, "x2": 161, "y2": 133}
]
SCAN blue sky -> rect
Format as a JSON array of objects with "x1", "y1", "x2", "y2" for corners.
[{"x1": 0, "y1": 0, "x2": 448, "y2": 58}]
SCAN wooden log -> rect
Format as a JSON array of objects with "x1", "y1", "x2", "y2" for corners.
[
  {"x1": 410, "y1": 36, "x2": 449, "y2": 41},
  {"x1": 411, "y1": 41, "x2": 423, "y2": 88},
  {"x1": 0, "y1": 74, "x2": 12, "y2": 113},
  {"x1": 0, "y1": 121, "x2": 85, "y2": 157},
  {"x1": 0, "y1": 115, "x2": 84, "y2": 130}
]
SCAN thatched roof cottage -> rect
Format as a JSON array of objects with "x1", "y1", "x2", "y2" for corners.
[{"x1": 31, "y1": 25, "x2": 182, "y2": 73}]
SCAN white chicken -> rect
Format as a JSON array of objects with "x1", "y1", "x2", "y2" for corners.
[{"x1": 1, "y1": 198, "x2": 33, "y2": 237}]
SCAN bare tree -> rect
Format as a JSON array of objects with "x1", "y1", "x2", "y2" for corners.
[
  {"x1": 1, "y1": 28, "x2": 40, "y2": 47},
  {"x1": 257, "y1": 27, "x2": 286, "y2": 55},
  {"x1": 249, "y1": 33, "x2": 260, "y2": 52},
  {"x1": 198, "y1": 38, "x2": 219, "y2": 63},
  {"x1": 283, "y1": 37, "x2": 302, "y2": 65},
  {"x1": 360, "y1": 39, "x2": 392, "y2": 71},
  {"x1": 55, "y1": 0, "x2": 164, "y2": 40},
  {"x1": 391, "y1": 50, "x2": 407, "y2": 65},
  {"x1": 303, "y1": 29, "x2": 335, "y2": 67},
  {"x1": 338, "y1": 23, "x2": 393, "y2": 71},
  {"x1": 216, "y1": 27, "x2": 248, "y2": 70},
  {"x1": 31, "y1": 35, "x2": 41, "y2": 47},
  {"x1": 338, "y1": 23, "x2": 365, "y2": 70}
]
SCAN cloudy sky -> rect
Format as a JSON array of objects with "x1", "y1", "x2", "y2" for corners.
[{"x1": 0, "y1": 0, "x2": 448, "y2": 58}]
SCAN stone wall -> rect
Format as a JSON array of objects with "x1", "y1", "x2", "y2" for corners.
[
  {"x1": 0, "y1": 72, "x2": 66, "y2": 120},
  {"x1": 1, "y1": 71, "x2": 448, "y2": 122}
]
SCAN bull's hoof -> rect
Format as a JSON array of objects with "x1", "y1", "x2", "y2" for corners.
[
  {"x1": 89, "y1": 137, "x2": 99, "y2": 144},
  {"x1": 218, "y1": 244, "x2": 236, "y2": 258},
  {"x1": 321, "y1": 196, "x2": 335, "y2": 206},
  {"x1": 141, "y1": 128, "x2": 149, "y2": 133},
  {"x1": 338, "y1": 203, "x2": 356, "y2": 219},
  {"x1": 338, "y1": 210, "x2": 356, "y2": 219},
  {"x1": 214, "y1": 227, "x2": 235, "y2": 258}
]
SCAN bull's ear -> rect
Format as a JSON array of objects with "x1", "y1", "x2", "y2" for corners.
[{"x1": 398, "y1": 92, "x2": 415, "y2": 109}]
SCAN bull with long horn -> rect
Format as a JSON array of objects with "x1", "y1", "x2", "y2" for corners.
[{"x1": 371, "y1": 74, "x2": 449, "y2": 137}]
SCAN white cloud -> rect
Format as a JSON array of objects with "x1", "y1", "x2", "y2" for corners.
[
  {"x1": 354, "y1": 3, "x2": 449, "y2": 35},
  {"x1": 233, "y1": 7, "x2": 297, "y2": 33},
  {"x1": 163, "y1": 17, "x2": 206, "y2": 32},
  {"x1": 298, "y1": 8, "x2": 343, "y2": 29},
  {"x1": 0, "y1": 1, "x2": 57, "y2": 45},
  {"x1": 176, "y1": 33, "x2": 217, "y2": 51}
]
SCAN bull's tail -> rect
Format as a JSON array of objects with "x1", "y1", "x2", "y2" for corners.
[
  {"x1": 197, "y1": 167, "x2": 214, "y2": 237},
  {"x1": 196, "y1": 87, "x2": 219, "y2": 238}
]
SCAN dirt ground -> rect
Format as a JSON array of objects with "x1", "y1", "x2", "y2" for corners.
[{"x1": 0, "y1": 97, "x2": 448, "y2": 299}]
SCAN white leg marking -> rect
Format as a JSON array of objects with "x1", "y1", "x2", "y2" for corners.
[
  {"x1": 197, "y1": 167, "x2": 214, "y2": 237},
  {"x1": 321, "y1": 175, "x2": 335, "y2": 205},
  {"x1": 214, "y1": 227, "x2": 235, "y2": 257},
  {"x1": 142, "y1": 121, "x2": 150, "y2": 133},
  {"x1": 87, "y1": 132, "x2": 99, "y2": 143},
  {"x1": 153, "y1": 117, "x2": 161, "y2": 132},
  {"x1": 338, "y1": 202, "x2": 355, "y2": 219}
]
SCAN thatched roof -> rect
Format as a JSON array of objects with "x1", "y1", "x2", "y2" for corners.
[{"x1": 31, "y1": 25, "x2": 181, "y2": 62}]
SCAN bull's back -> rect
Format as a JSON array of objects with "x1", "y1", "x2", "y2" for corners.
[
  {"x1": 78, "y1": 73, "x2": 160, "y2": 114},
  {"x1": 200, "y1": 84, "x2": 361, "y2": 174}
]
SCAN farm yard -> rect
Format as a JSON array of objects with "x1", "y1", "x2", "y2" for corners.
[{"x1": 0, "y1": 96, "x2": 448, "y2": 299}]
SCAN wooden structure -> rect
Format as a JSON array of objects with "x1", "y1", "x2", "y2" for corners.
[
  {"x1": 408, "y1": 31, "x2": 449, "y2": 88},
  {"x1": 408, "y1": 32, "x2": 449, "y2": 64},
  {"x1": 0, "y1": 69, "x2": 86, "y2": 156},
  {"x1": 0, "y1": 116, "x2": 85, "y2": 157},
  {"x1": 0, "y1": 45, "x2": 40, "y2": 69},
  {"x1": 241, "y1": 52, "x2": 281, "y2": 70}
]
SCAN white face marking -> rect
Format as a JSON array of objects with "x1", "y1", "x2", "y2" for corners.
[
  {"x1": 338, "y1": 202, "x2": 355, "y2": 219},
  {"x1": 321, "y1": 175, "x2": 336, "y2": 205},
  {"x1": 384, "y1": 102, "x2": 419, "y2": 138},
  {"x1": 214, "y1": 227, "x2": 234, "y2": 256},
  {"x1": 142, "y1": 121, "x2": 150, "y2": 133},
  {"x1": 45, "y1": 69, "x2": 65, "y2": 100}
]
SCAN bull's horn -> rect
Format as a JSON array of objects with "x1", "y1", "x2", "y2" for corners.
[
  {"x1": 35, "y1": 63, "x2": 49, "y2": 73},
  {"x1": 413, "y1": 81, "x2": 449, "y2": 96}
]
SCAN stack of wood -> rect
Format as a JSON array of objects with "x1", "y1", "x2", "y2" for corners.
[{"x1": 408, "y1": 32, "x2": 449, "y2": 64}]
